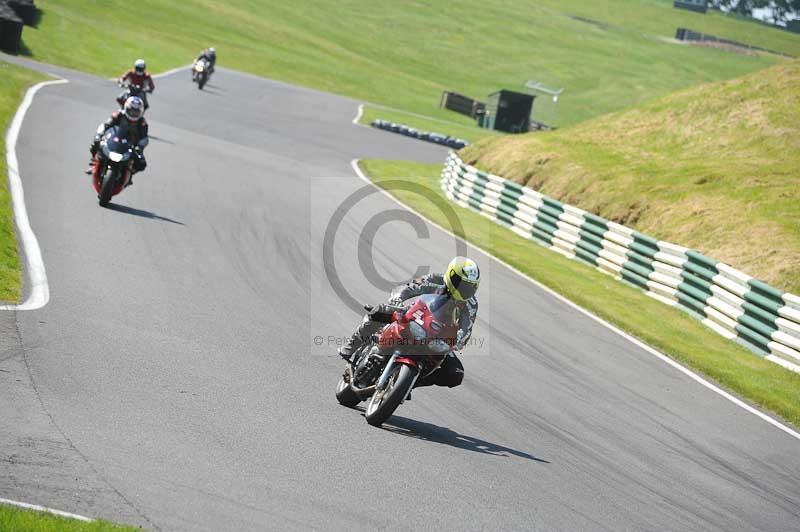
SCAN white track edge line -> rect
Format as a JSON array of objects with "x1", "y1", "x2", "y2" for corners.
[
  {"x1": 152, "y1": 63, "x2": 194, "y2": 79},
  {"x1": 1, "y1": 79, "x2": 68, "y2": 311},
  {"x1": 352, "y1": 103, "x2": 364, "y2": 125},
  {"x1": 107, "y1": 63, "x2": 192, "y2": 82},
  {"x1": 350, "y1": 159, "x2": 800, "y2": 442},
  {"x1": 0, "y1": 497, "x2": 93, "y2": 522}
]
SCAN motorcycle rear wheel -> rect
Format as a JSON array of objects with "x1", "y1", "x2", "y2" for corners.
[
  {"x1": 335, "y1": 370, "x2": 362, "y2": 407},
  {"x1": 364, "y1": 364, "x2": 417, "y2": 427}
]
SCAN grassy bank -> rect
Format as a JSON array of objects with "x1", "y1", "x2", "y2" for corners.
[
  {"x1": 23, "y1": 1, "x2": 798, "y2": 128},
  {"x1": 0, "y1": 61, "x2": 47, "y2": 303},
  {"x1": 463, "y1": 59, "x2": 800, "y2": 293},
  {"x1": 0, "y1": 504, "x2": 137, "y2": 532},
  {"x1": 360, "y1": 159, "x2": 800, "y2": 427}
]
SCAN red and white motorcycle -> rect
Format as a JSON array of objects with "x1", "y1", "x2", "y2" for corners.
[{"x1": 335, "y1": 293, "x2": 459, "y2": 426}]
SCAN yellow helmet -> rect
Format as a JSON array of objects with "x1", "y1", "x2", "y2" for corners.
[{"x1": 444, "y1": 257, "x2": 480, "y2": 301}]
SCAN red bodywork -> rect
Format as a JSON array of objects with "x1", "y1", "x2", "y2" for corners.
[
  {"x1": 120, "y1": 70, "x2": 155, "y2": 91},
  {"x1": 91, "y1": 156, "x2": 132, "y2": 197},
  {"x1": 377, "y1": 297, "x2": 459, "y2": 372}
]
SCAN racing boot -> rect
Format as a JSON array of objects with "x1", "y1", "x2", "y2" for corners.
[
  {"x1": 338, "y1": 311, "x2": 387, "y2": 361},
  {"x1": 338, "y1": 334, "x2": 363, "y2": 361},
  {"x1": 86, "y1": 142, "x2": 99, "y2": 174}
]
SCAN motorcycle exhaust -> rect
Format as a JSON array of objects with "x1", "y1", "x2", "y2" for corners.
[
  {"x1": 347, "y1": 353, "x2": 398, "y2": 395},
  {"x1": 346, "y1": 364, "x2": 377, "y2": 395}
]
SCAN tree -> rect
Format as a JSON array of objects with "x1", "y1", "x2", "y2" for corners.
[
  {"x1": 710, "y1": 0, "x2": 800, "y2": 22},
  {"x1": 711, "y1": 1, "x2": 768, "y2": 16},
  {"x1": 771, "y1": 0, "x2": 800, "y2": 23}
]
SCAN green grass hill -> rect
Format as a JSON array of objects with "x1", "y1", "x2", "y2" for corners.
[
  {"x1": 20, "y1": 0, "x2": 800, "y2": 137},
  {"x1": 462, "y1": 59, "x2": 800, "y2": 293}
]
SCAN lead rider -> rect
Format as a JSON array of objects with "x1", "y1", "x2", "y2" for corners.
[
  {"x1": 88, "y1": 96, "x2": 149, "y2": 184},
  {"x1": 339, "y1": 257, "x2": 480, "y2": 389}
]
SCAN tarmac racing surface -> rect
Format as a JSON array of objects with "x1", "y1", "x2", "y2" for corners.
[{"x1": 0, "y1": 60, "x2": 798, "y2": 531}]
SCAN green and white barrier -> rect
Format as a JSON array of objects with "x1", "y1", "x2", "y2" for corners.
[{"x1": 441, "y1": 152, "x2": 800, "y2": 373}]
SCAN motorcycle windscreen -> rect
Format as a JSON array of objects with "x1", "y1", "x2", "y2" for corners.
[
  {"x1": 420, "y1": 293, "x2": 459, "y2": 327},
  {"x1": 102, "y1": 127, "x2": 132, "y2": 161}
]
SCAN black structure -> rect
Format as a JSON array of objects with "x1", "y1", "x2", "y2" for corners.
[
  {"x1": 483, "y1": 90, "x2": 535, "y2": 133},
  {"x1": 8, "y1": 0, "x2": 36, "y2": 26},
  {"x1": 440, "y1": 91, "x2": 485, "y2": 119},
  {"x1": 674, "y1": 0, "x2": 708, "y2": 13},
  {"x1": 676, "y1": 27, "x2": 795, "y2": 57},
  {"x1": 788, "y1": 20, "x2": 800, "y2": 34},
  {"x1": 0, "y1": 1, "x2": 23, "y2": 53}
]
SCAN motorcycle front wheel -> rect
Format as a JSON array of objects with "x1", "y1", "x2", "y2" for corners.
[
  {"x1": 98, "y1": 166, "x2": 118, "y2": 206},
  {"x1": 364, "y1": 364, "x2": 417, "y2": 427}
]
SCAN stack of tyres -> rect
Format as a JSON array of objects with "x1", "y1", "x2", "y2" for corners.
[{"x1": 370, "y1": 119, "x2": 468, "y2": 150}]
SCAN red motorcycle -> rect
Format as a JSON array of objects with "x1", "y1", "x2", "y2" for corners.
[
  {"x1": 335, "y1": 293, "x2": 459, "y2": 426},
  {"x1": 91, "y1": 125, "x2": 134, "y2": 206},
  {"x1": 116, "y1": 81, "x2": 151, "y2": 110}
]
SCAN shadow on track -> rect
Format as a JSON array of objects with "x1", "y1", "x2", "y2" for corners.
[
  {"x1": 107, "y1": 203, "x2": 184, "y2": 225},
  {"x1": 382, "y1": 415, "x2": 550, "y2": 463},
  {"x1": 148, "y1": 135, "x2": 175, "y2": 145}
]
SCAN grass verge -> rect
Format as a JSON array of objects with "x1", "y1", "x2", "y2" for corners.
[
  {"x1": 0, "y1": 61, "x2": 48, "y2": 303},
  {"x1": 462, "y1": 59, "x2": 800, "y2": 293},
  {"x1": 0, "y1": 504, "x2": 137, "y2": 532},
  {"x1": 359, "y1": 105, "x2": 497, "y2": 144},
  {"x1": 23, "y1": 1, "x2": 798, "y2": 127},
  {"x1": 360, "y1": 159, "x2": 800, "y2": 427}
]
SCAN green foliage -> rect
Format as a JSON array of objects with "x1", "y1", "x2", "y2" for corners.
[
  {"x1": 712, "y1": 1, "x2": 800, "y2": 24},
  {"x1": 463, "y1": 60, "x2": 800, "y2": 293},
  {"x1": 0, "y1": 504, "x2": 138, "y2": 532},
  {"x1": 0, "y1": 62, "x2": 48, "y2": 303},
  {"x1": 24, "y1": 0, "x2": 800, "y2": 128}
]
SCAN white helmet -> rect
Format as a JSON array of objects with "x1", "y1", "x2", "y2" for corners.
[
  {"x1": 124, "y1": 96, "x2": 144, "y2": 121},
  {"x1": 134, "y1": 59, "x2": 146, "y2": 73}
]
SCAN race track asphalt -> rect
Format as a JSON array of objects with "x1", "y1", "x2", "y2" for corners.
[{"x1": 0, "y1": 60, "x2": 798, "y2": 532}]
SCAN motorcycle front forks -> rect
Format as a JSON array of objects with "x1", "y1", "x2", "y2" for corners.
[{"x1": 375, "y1": 353, "x2": 420, "y2": 404}]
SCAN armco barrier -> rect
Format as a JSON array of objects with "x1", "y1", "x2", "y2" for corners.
[{"x1": 441, "y1": 152, "x2": 800, "y2": 373}]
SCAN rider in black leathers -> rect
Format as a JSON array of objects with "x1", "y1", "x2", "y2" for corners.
[
  {"x1": 88, "y1": 96, "x2": 149, "y2": 184},
  {"x1": 339, "y1": 257, "x2": 480, "y2": 388},
  {"x1": 193, "y1": 47, "x2": 216, "y2": 81}
]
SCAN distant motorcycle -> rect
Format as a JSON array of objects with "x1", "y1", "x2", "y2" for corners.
[
  {"x1": 335, "y1": 293, "x2": 459, "y2": 426},
  {"x1": 192, "y1": 59, "x2": 210, "y2": 90},
  {"x1": 116, "y1": 81, "x2": 151, "y2": 109},
  {"x1": 90, "y1": 124, "x2": 136, "y2": 206}
]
